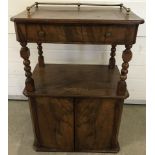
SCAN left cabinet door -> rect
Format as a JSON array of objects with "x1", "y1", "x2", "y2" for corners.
[{"x1": 29, "y1": 97, "x2": 74, "y2": 152}]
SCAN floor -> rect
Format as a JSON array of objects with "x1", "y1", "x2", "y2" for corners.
[{"x1": 8, "y1": 101, "x2": 146, "y2": 155}]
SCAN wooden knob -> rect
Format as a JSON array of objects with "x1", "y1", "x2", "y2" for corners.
[
  {"x1": 38, "y1": 31, "x2": 45, "y2": 38},
  {"x1": 105, "y1": 32, "x2": 112, "y2": 37}
]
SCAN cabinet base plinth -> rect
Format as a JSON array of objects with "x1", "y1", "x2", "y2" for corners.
[{"x1": 33, "y1": 141, "x2": 120, "y2": 153}]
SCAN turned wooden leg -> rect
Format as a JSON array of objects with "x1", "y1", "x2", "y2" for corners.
[
  {"x1": 20, "y1": 42, "x2": 35, "y2": 92},
  {"x1": 117, "y1": 45, "x2": 132, "y2": 95},
  {"x1": 37, "y1": 43, "x2": 44, "y2": 67},
  {"x1": 109, "y1": 44, "x2": 116, "y2": 69}
]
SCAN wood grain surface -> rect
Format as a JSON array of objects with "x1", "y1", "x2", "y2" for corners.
[
  {"x1": 14, "y1": 23, "x2": 138, "y2": 44},
  {"x1": 24, "y1": 64, "x2": 128, "y2": 99},
  {"x1": 29, "y1": 97, "x2": 74, "y2": 151},
  {"x1": 74, "y1": 98, "x2": 118, "y2": 152},
  {"x1": 28, "y1": 97, "x2": 123, "y2": 152}
]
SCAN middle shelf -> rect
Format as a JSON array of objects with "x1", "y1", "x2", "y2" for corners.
[{"x1": 24, "y1": 64, "x2": 128, "y2": 98}]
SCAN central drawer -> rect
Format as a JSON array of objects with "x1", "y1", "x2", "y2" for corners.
[{"x1": 16, "y1": 23, "x2": 137, "y2": 44}]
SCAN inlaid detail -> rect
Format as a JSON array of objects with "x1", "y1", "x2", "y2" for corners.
[{"x1": 20, "y1": 42, "x2": 35, "y2": 92}]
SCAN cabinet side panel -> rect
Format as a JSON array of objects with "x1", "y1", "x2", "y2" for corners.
[
  {"x1": 28, "y1": 97, "x2": 42, "y2": 147},
  {"x1": 111, "y1": 99, "x2": 124, "y2": 148},
  {"x1": 14, "y1": 23, "x2": 27, "y2": 42},
  {"x1": 75, "y1": 98, "x2": 122, "y2": 152},
  {"x1": 125, "y1": 25, "x2": 138, "y2": 44},
  {"x1": 31, "y1": 97, "x2": 74, "y2": 151}
]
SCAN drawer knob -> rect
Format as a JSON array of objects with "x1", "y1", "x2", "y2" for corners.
[
  {"x1": 105, "y1": 32, "x2": 112, "y2": 37},
  {"x1": 38, "y1": 31, "x2": 45, "y2": 38}
]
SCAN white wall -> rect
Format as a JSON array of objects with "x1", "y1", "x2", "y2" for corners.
[{"x1": 8, "y1": 0, "x2": 146, "y2": 103}]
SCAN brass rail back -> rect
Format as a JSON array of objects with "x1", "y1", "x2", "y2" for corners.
[{"x1": 26, "y1": 2, "x2": 131, "y2": 16}]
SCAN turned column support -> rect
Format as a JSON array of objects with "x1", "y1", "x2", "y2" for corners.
[
  {"x1": 109, "y1": 44, "x2": 116, "y2": 69},
  {"x1": 117, "y1": 45, "x2": 132, "y2": 95},
  {"x1": 20, "y1": 42, "x2": 35, "y2": 92},
  {"x1": 37, "y1": 43, "x2": 45, "y2": 67}
]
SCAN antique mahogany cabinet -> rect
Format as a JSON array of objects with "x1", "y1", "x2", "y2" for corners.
[{"x1": 11, "y1": 2, "x2": 144, "y2": 153}]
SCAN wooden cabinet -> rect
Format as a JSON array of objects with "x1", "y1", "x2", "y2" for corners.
[
  {"x1": 11, "y1": 2, "x2": 144, "y2": 153},
  {"x1": 29, "y1": 96, "x2": 123, "y2": 152},
  {"x1": 26, "y1": 64, "x2": 125, "y2": 152}
]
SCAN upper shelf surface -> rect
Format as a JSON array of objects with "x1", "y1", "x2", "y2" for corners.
[{"x1": 11, "y1": 6, "x2": 144, "y2": 24}]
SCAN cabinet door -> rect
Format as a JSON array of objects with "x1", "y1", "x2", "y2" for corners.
[
  {"x1": 29, "y1": 97, "x2": 74, "y2": 151},
  {"x1": 74, "y1": 98, "x2": 123, "y2": 152}
]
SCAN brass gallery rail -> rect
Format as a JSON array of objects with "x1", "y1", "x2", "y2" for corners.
[{"x1": 26, "y1": 2, "x2": 131, "y2": 16}]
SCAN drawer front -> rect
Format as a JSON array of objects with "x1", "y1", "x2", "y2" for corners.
[
  {"x1": 16, "y1": 23, "x2": 83, "y2": 43},
  {"x1": 82, "y1": 25, "x2": 134, "y2": 44},
  {"x1": 82, "y1": 25, "x2": 137, "y2": 44},
  {"x1": 16, "y1": 23, "x2": 137, "y2": 44}
]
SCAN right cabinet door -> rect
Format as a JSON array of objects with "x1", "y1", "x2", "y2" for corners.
[{"x1": 74, "y1": 98, "x2": 123, "y2": 152}]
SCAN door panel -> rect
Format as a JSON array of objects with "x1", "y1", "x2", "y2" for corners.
[
  {"x1": 34, "y1": 97, "x2": 74, "y2": 151},
  {"x1": 74, "y1": 98, "x2": 118, "y2": 151}
]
